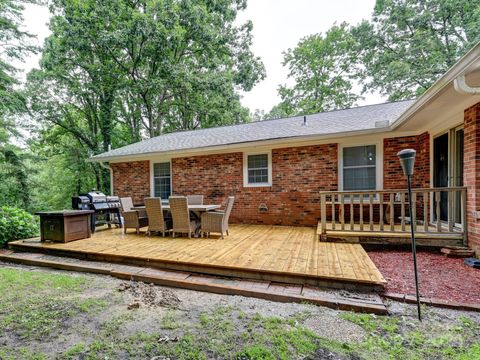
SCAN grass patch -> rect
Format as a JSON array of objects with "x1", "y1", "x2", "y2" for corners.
[
  {"x1": 1, "y1": 267, "x2": 479, "y2": 360},
  {"x1": 66, "y1": 306, "x2": 322, "y2": 360},
  {"x1": 0, "y1": 267, "x2": 107, "y2": 340},
  {"x1": 0, "y1": 346, "x2": 47, "y2": 360},
  {"x1": 161, "y1": 310, "x2": 179, "y2": 330},
  {"x1": 340, "y1": 311, "x2": 480, "y2": 360},
  {"x1": 0, "y1": 267, "x2": 86, "y2": 296}
]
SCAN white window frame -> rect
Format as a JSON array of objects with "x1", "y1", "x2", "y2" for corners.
[
  {"x1": 243, "y1": 151, "x2": 272, "y2": 187},
  {"x1": 150, "y1": 160, "x2": 173, "y2": 199},
  {"x1": 338, "y1": 142, "x2": 383, "y2": 192}
]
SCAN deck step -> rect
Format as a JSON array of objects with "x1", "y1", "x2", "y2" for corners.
[
  {"x1": 0, "y1": 250, "x2": 387, "y2": 315},
  {"x1": 317, "y1": 221, "x2": 464, "y2": 247}
]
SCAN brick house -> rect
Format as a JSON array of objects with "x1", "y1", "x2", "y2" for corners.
[{"x1": 90, "y1": 43, "x2": 480, "y2": 255}]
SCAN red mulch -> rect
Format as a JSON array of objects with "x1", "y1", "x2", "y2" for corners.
[{"x1": 367, "y1": 249, "x2": 480, "y2": 305}]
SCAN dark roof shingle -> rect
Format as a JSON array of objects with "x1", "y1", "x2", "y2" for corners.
[{"x1": 90, "y1": 100, "x2": 414, "y2": 161}]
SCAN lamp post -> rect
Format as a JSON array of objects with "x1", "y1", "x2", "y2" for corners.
[{"x1": 397, "y1": 148, "x2": 422, "y2": 321}]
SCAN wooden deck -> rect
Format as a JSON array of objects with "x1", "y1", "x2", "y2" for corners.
[{"x1": 9, "y1": 224, "x2": 386, "y2": 290}]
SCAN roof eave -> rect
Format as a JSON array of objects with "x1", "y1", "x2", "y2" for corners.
[{"x1": 87, "y1": 125, "x2": 391, "y2": 163}]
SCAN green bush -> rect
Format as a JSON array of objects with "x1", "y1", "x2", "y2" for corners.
[{"x1": 0, "y1": 206, "x2": 39, "y2": 246}]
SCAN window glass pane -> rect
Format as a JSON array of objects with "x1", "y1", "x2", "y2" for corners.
[
  {"x1": 343, "y1": 145, "x2": 376, "y2": 167},
  {"x1": 248, "y1": 169, "x2": 268, "y2": 183},
  {"x1": 248, "y1": 154, "x2": 268, "y2": 169},
  {"x1": 343, "y1": 167, "x2": 376, "y2": 191},
  {"x1": 247, "y1": 154, "x2": 269, "y2": 184},
  {"x1": 154, "y1": 162, "x2": 170, "y2": 177},
  {"x1": 153, "y1": 162, "x2": 171, "y2": 199}
]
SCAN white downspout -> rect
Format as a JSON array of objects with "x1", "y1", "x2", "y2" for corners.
[
  {"x1": 99, "y1": 161, "x2": 113, "y2": 196},
  {"x1": 453, "y1": 73, "x2": 480, "y2": 95}
]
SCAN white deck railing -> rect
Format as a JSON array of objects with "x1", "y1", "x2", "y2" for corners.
[{"x1": 319, "y1": 186, "x2": 467, "y2": 244}]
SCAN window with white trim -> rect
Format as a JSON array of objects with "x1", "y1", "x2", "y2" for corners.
[
  {"x1": 342, "y1": 145, "x2": 376, "y2": 190},
  {"x1": 153, "y1": 162, "x2": 171, "y2": 199},
  {"x1": 246, "y1": 153, "x2": 270, "y2": 185}
]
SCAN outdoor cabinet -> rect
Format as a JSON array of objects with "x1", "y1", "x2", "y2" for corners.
[{"x1": 36, "y1": 210, "x2": 94, "y2": 243}]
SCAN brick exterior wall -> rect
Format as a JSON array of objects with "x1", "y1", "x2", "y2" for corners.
[
  {"x1": 464, "y1": 102, "x2": 480, "y2": 255},
  {"x1": 110, "y1": 133, "x2": 433, "y2": 227},
  {"x1": 383, "y1": 132, "x2": 431, "y2": 222},
  {"x1": 172, "y1": 144, "x2": 338, "y2": 226},
  {"x1": 383, "y1": 132, "x2": 430, "y2": 189},
  {"x1": 111, "y1": 160, "x2": 150, "y2": 205}
]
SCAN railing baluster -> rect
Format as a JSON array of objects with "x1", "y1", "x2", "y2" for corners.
[
  {"x1": 412, "y1": 192, "x2": 417, "y2": 232},
  {"x1": 436, "y1": 191, "x2": 441, "y2": 232},
  {"x1": 318, "y1": 186, "x2": 466, "y2": 238},
  {"x1": 340, "y1": 194, "x2": 345, "y2": 230},
  {"x1": 423, "y1": 191, "x2": 428, "y2": 232},
  {"x1": 389, "y1": 193, "x2": 394, "y2": 231},
  {"x1": 379, "y1": 194, "x2": 384, "y2": 231},
  {"x1": 447, "y1": 189, "x2": 453, "y2": 232},
  {"x1": 461, "y1": 188, "x2": 467, "y2": 246},
  {"x1": 320, "y1": 193, "x2": 326, "y2": 237},
  {"x1": 369, "y1": 194, "x2": 374, "y2": 230},
  {"x1": 359, "y1": 194, "x2": 364, "y2": 231},
  {"x1": 350, "y1": 195, "x2": 354, "y2": 230},
  {"x1": 331, "y1": 194, "x2": 336, "y2": 230}
]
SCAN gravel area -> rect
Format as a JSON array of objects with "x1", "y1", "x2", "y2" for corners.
[{"x1": 368, "y1": 248, "x2": 480, "y2": 304}]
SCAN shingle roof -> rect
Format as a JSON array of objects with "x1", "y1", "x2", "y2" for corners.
[{"x1": 90, "y1": 100, "x2": 415, "y2": 161}]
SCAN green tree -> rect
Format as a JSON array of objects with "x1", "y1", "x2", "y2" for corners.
[
  {"x1": 353, "y1": 0, "x2": 480, "y2": 101},
  {"x1": 271, "y1": 23, "x2": 361, "y2": 117},
  {"x1": 0, "y1": 0, "x2": 39, "y2": 209},
  {"x1": 101, "y1": 0, "x2": 264, "y2": 136},
  {"x1": 27, "y1": 0, "x2": 265, "y2": 195}
]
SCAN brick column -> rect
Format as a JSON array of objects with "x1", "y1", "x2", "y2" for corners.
[{"x1": 464, "y1": 102, "x2": 480, "y2": 255}]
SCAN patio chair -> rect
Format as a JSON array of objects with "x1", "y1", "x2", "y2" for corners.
[
  {"x1": 187, "y1": 194, "x2": 204, "y2": 205},
  {"x1": 201, "y1": 196, "x2": 235, "y2": 239},
  {"x1": 169, "y1": 196, "x2": 199, "y2": 238},
  {"x1": 120, "y1": 197, "x2": 148, "y2": 234},
  {"x1": 144, "y1": 197, "x2": 172, "y2": 237}
]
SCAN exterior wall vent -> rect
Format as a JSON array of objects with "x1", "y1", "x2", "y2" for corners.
[{"x1": 375, "y1": 120, "x2": 389, "y2": 128}]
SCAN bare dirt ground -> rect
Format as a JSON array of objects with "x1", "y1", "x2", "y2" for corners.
[{"x1": 0, "y1": 262, "x2": 479, "y2": 360}]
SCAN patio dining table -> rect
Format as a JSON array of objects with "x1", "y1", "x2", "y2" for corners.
[{"x1": 132, "y1": 204, "x2": 221, "y2": 212}]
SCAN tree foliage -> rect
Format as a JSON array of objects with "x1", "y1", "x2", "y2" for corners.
[
  {"x1": 27, "y1": 0, "x2": 265, "y2": 196},
  {"x1": 352, "y1": 0, "x2": 480, "y2": 101},
  {"x1": 0, "y1": 0, "x2": 38, "y2": 210},
  {"x1": 270, "y1": 23, "x2": 361, "y2": 117}
]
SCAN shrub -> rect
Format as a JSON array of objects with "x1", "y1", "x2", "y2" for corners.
[{"x1": 0, "y1": 206, "x2": 39, "y2": 246}]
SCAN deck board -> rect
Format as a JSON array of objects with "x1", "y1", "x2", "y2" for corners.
[{"x1": 10, "y1": 224, "x2": 386, "y2": 288}]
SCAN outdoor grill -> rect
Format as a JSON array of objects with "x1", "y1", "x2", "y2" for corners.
[{"x1": 72, "y1": 190, "x2": 122, "y2": 232}]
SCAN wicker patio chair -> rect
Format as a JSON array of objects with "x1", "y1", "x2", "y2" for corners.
[
  {"x1": 144, "y1": 197, "x2": 171, "y2": 237},
  {"x1": 120, "y1": 197, "x2": 148, "y2": 234},
  {"x1": 187, "y1": 195, "x2": 204, "y2": 205},
  {"x1": 201, "y1": 196, "x2": 235, "y2": 239},
  {"x1": 169, "y1": 196, "x2": 198, "y2": 238}
]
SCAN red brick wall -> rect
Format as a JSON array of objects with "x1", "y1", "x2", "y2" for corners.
[
  {"x1": 383, "y1": 132, "x2": 430, "y2": 189},
  {"x1": 172, "y1": 144, "x2": 338, "y2": 226},
  {"x1": 111, "y1": 161, "x2": 150, "y2": 205},
  {"x1": 464, "y1": 102, "x2": 480, "y2": 255},
  {"x1": 110, "y1": 134, "x2": 433, "y2": 227}
]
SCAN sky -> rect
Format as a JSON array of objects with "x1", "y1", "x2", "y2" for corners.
[{"x1": 19, "y1": 0, "x2": 382, "y2": 114}]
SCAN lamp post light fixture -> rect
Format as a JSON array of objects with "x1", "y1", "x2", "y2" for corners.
[{"x1": 397, "y1": 148, "x2": 421, "y2": 321}]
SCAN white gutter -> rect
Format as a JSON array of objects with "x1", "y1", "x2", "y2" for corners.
[{"x1": 453, "y1": 73, "x2": 480, "y2": 95}]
